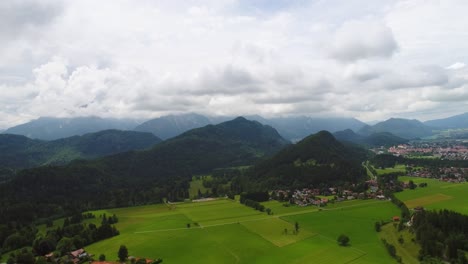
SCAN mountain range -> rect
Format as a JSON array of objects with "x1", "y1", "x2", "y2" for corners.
[
  {"x1": 0, "y1": 117, "x2": 290, "y2": 223},
  {"x1": 4, "y1": 112, "x2": 468, "y2": 143}
]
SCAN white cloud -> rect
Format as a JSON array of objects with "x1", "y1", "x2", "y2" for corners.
[
  {"x1": 447, "y1": 62, "x2": 466, "y2": 70},
  {"x1": 329, "y1": 18, "x2": 398, "y2": 62}
]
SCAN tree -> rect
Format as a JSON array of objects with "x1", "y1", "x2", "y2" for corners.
[
  {"x1": 408, "y1": 180, "x2": 416, "y2": 190},
  {"x1": 118, "y1": 245, "x2": 128, "y2": 262},
  {"x1": 375, "y1": 222, "x2": 381, "y2": 232},
  {"x1": 99, "y1": 254, "x2": 106, "y2": 261},
  {"x1": 337, "y1": 234, "x2": 350, "y2": 246}
]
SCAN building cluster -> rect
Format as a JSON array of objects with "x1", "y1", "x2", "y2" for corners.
[
  {"x1": 272, "y1": 181, "x2": 387, "y2": 207},
  {"x1": 388, "y1": 143, "x2": 468, "y2": 160},
  {"x1": 45, "y1": 248, "x2": 89, "y2": 264},
  {"x1": 409, "y1": 167, "x2": 468, "y2": 182}
]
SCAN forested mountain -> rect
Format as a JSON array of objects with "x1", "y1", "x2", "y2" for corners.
[
  {"x1": 133, "y1": 113, "x2": 213, "y2": 140},
  {"x1": 4, "y1": 116, "x2": 140, "y2": 140},
  {"x1": 246, "y1": 131, "x2": 368, "y2": 189},
  {"x1": 0, "y1": 130, "x2": 162, "y2": 176},
  {"x1": 0, "y1": 117, "x2": 289, "y2": 224},
  {"x1": 358, "y1": 118, "x2": 433, "y2": 139},
  {"x1": 424, "y1": 112, "x2": 468, "y2": 129},
  {"x1": 334, "y1": 129, "x2": 408, "y2": 147}
]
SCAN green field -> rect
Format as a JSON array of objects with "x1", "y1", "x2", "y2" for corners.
[
  {"x1": 81, "y1": 199, "x2": 400, "y2": 263},
  {"x1": 375, "y1": 164, "x2": 406, "y2": 175},
  {"x1": 396, "y1": 176, "x2": 468, "y2": 214}
]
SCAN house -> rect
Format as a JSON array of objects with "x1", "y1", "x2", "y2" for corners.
[
  {"x1": 69, "y1": 248, "x2": 88, "y2": 263},
  {"x1": 392, "y1": 216, "x2": 400, "y2": 222}
]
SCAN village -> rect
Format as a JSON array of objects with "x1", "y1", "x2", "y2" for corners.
[
  {"x1": 407, "y1": 166, "x2": 468, "y2": 183},
  {"x1": 387, "y1": 143, "x2": 468, "y2": 160},
  {"x1": 270, "y1": 179, "x2": 387, "y2": 207}
]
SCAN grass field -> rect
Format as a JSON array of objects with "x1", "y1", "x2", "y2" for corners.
[
  {"x1": 375, "y1": 164, "x2": 406, "y2": 175},
  {"x1": 81, "y1": 198, "x2": 400, "y2": 263},
  {"x1": 396, "y1": 176, "x2": 468, "y2": 214}
]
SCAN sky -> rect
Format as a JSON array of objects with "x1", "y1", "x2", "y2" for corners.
[{"x1": 1, "y1": 0, "x2": 468, "y2": 129}]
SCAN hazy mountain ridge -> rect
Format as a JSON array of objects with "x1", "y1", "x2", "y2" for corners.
[
  {"x1": 134, "y1": 113, "x2": 213, "y2": 140},
  {"x1": 4, "y1": 116, "x2": 140, "y2": 140},
  {"x1": 424, "y1": 112, "x2": 468, "y2": 129},
  {"x1": 358, "y1": 118, "x2": 433, "y2": 139}
]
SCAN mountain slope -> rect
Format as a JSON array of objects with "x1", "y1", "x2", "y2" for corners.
[
  {"x1": 358, "y1": 118, "x2": 433, "y2": 139},
  {"x1": 0, "y1": 117, "x2": 289, "y2": 223},
  {"x1": 134, "y1": 113, "x2": 212, "y2": 140},
  {"x1": 4, "y1": 116, "x2": 140, "y2": 140},
  {"x1": 424, "y1": 112, "x2": 468, "y2": 129},
  {"x1": 248, "y1": 131, "x2": 367, "y2": 188},
  {"x1": 0, "y1": 130, "x2": 162, "y2": 170},
  {"x1": 334, "y1": 129, "x2": 408, "y2": 147}
]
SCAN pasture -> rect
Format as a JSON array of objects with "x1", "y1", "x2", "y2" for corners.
[
  {"x1": 396, "y1": 176, "x2": 468, "y2": 214},
  {"x1": 375, "y1": 164, "x2": 406, "y2": 175},
  {"x1": 83, "y1": 198, "x2": 400, "y2": 263}
]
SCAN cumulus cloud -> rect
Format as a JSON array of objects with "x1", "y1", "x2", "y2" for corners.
[
  {"x1": 329, "y1": 19, "x2": 398, "y2": 62},
  {"x1": 2, "y1": 0, "x2": 468, "y2": 128}
]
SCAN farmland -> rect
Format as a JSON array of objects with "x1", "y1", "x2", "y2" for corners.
[
  {"x1": 396, "y1": 176, "x2": 468, "y2": 214},
  {"x1": 81, "y1": 198, "x2": 399, "y2": 263}
]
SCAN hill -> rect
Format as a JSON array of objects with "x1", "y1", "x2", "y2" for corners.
[
  {"x1": 247, "y1": 131, "x2": 368, "y2": 189},
  {"x1": 134, "y1": 113, "x2": 213, "y2": 140},
  {"x1": 334, "y1": 129, "x2": 408, "y2": 147},
  {"x1": 4, "y1": 116, "x2": 140, "y2": 140},
  {"x1": 0, "y1": 130, "x2": 162, "y2": 170},
  {"x1": 424, "y1": 112, "x2": 468, "y2": 129},
  {"x1": 0, "y1": 117, "x2": 289, "y2": 224},
  {"x1": 358, "y1": 118, "x2": 433, "y2": 139}
]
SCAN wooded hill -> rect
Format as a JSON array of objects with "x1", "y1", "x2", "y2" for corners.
[
  {"x1": 246, "y1": 131, "x2": 368, "y2": 189},
  {"x1": 0, "y1": 130, "x2": 162, "y2": 179}
]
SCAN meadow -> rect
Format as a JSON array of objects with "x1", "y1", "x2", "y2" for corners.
[
  {"x1": 375, "y1": 164, "x2": 406, "y2": 175},
  {"x1": 81, "y1": 198, "x2": 400, "y2": 263},
  {"x1": 396, "y1": 176, "x2": 468, "y2": 214}
]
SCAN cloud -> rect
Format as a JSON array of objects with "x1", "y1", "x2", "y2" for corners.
[
  {"x1": 0, "y1": 0, "x2": 63, "y2": 40},
  {"x1": 447, "y1": 62, "x2": 466, "y2": 70},
  {"x1": 329, "y1": 19, "x2": 398, "y2": 62},
  {"x1": 2, "y1": 0, "x2": 468, "y2": 128}
]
